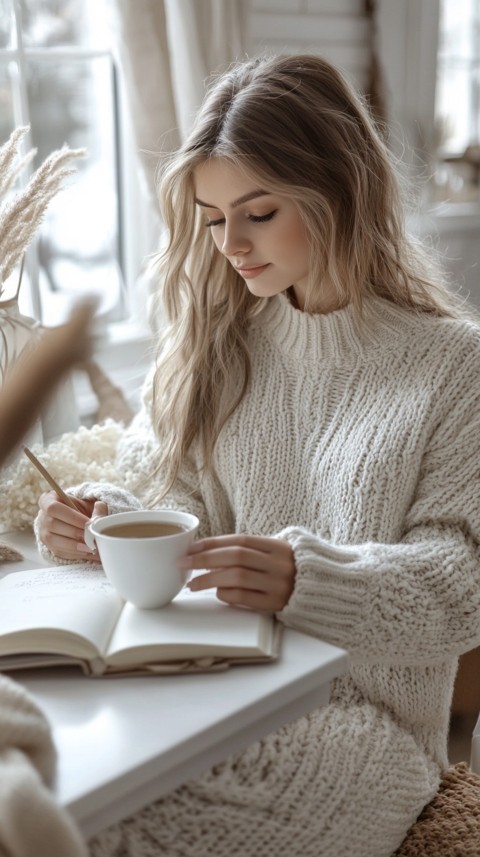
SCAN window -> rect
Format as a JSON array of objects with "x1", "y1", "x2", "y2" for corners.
[
  {"x1": 431, "y1": 0, "x2": 480, "y2": 204},
  {"x1": 377, "y1": 0, "x2": 480, "y2": 207},
  {"x1": 0, "y1": 0, "x2": 133, "y2": 325},
  {"x1": 435, "y1": 0, "x2": 480, "y2": 157}
]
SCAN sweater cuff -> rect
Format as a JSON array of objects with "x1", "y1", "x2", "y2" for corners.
[
  {"x1": 275, "y1": 526, "x2": 368, "y2": 652},
  {"x1": 70, "y1": 481, "x2": 143, "y2": 514}
]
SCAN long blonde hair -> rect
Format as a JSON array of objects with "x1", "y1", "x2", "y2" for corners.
[{"x1": 149, "y1": 53, "x2": 466, "y2": 499}]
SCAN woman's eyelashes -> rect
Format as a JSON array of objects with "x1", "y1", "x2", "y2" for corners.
[
  {"x1": 204, "y1": 209, "x2": 278, "y2": 228},
  {"x1": 249, "y1": 210, "x2": 277, "y2": 223}
]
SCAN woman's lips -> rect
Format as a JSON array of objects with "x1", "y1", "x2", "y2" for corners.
[{"x1": 236, "y1": 263, "x2": 270, "y2": 279}]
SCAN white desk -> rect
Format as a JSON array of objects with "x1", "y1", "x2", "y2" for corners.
[{"x1": 1, "y1": 531, "x2": 348, "y2": 839}]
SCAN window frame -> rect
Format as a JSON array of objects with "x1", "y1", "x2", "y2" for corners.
[
  {"x1": 0, "y1": 1, "x2": 156, "y2": 332},
  {"x1": 0, "y1": 1, "x2": 155, "y2": 421},
  {"x1": 377, "y1": 0, "x2": 480, "y2": 213}
]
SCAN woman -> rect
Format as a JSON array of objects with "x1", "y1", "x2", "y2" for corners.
[{"x1": 36, "y1": 54, "x2": 480, "y2": 857}]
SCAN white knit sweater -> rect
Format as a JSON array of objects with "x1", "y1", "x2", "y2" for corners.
[{"x1": 39, "y1": 294, "x2": 480, "y2": 857}]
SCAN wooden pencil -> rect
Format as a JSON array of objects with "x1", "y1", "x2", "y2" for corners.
[{"x1": 23, "y1": 445, "x2": 79, "y2": 511}]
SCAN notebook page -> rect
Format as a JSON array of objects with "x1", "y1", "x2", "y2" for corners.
[
  {"x1": 106, "y1": 585, "x2": 274, "y2": 665},
  {"x1": 0, "y1": 567, "x2": 124, "y2": 659}
]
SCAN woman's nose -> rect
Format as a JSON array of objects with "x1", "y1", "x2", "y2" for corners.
[{"x1": 221, "y1": 223, "x2": 251, "y2": 257}]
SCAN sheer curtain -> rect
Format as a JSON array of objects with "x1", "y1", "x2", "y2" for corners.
[{"x1": 109, "y1": 0, "x2": 248, "y2": 211}]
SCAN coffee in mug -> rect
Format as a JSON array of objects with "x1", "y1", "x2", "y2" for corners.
[
  {"x1": 101, "y1": 522, "x2": 186, "y2": 539},
  {"x1": 84, "y1": 509, "x2": 199, "y2": 608}
]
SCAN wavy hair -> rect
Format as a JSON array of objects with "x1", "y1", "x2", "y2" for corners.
[{"x1": 148, "y1": 53, "x2": 466, "y2": 499}]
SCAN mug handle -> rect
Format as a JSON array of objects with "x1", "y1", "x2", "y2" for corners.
[
  {"x1": 84, "y1": 513, "x2": 106, "y2": 551},
  {"x1": 84, "y1": 521, "x2": 97, "y2": 551}
]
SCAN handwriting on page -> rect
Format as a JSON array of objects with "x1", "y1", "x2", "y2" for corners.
[{"x1": 6, "y1": 567, "x2": 115, "y2": 601}]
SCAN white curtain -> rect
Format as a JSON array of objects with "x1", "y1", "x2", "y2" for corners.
[{"x1": 109, "y1": 0, "x2": 248, "y2": 211}]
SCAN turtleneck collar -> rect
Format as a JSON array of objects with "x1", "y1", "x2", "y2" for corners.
[{"x1": 251, "y1": 291, "x2": 423, "y2": 363}]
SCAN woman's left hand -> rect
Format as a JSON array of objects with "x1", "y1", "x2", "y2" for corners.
[{"x1": 179, "y1": 534, "x2": 296, "y2": 612}]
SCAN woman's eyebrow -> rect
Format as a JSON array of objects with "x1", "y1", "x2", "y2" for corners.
[{"x1": 194, "y1": 190, "x2": 270, "y2": 209}]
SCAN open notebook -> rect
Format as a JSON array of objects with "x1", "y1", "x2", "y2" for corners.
[{"x1": 0, "y1": 566, "x2": 280, "y2": 676}]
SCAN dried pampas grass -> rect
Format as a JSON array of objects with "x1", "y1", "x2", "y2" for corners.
[{"x1": 0, "y1": 126, "x2": 85, "y2": 292}]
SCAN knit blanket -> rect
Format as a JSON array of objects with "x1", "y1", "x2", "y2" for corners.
[
  {"x1": 0, "y1": 420, "x2": 125, "y2": 532},
  {"x1": 0, "y1": 675, "x2": 86, "y2": 857}
]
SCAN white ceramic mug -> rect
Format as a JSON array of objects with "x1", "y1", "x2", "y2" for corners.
[{"x1": 84, "y1": 509, "x2": 199, "y2": 608}]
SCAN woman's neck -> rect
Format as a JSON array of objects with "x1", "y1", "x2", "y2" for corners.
[{"x1": 288, "y1": 282, "x2": 347, "y2": 314}]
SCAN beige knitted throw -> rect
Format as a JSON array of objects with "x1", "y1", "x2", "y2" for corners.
[{"x1": 0, "y1": 676, "x2": 86, "y2": 857}]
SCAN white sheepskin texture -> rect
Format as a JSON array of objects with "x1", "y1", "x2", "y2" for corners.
[{"x1": 0, "y1": 419, "x2": 127, "y2": 531}]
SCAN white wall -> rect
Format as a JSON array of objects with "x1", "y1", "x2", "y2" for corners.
[
  {"x1": 247, "y1": 0, "x2": 440, "y2": 156},
  {"x1": 247, "y1": 0, "x2": 371, "y2": 90}
]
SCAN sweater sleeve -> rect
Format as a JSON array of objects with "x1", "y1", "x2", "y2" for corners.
[{"x1": 277, "y1": 347, "x2": 480, "y2": 666}]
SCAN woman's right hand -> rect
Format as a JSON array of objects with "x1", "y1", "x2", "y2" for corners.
[{"x1": 37, "y1": 491, "x2": 108, "y2": 561}]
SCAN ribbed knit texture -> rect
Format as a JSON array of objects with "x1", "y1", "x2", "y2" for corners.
[{"x1": 52, "y1": 293, "x2": 480, "y2": 857}]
